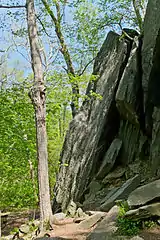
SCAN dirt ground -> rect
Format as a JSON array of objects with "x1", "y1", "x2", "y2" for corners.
[
  {"x1": 1, "y1": 209, "x2": 39, "y2": 236},
  {"x1": 1, "y1": 210, "x2": 160, "y2": 239}
]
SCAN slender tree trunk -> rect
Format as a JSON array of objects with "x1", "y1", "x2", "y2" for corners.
[
  {"x1": 132, "y1": 0, "x2": 143, "y2": 33},
  {"x1": 41, "y1": 0, "x2": 79, "y2": 117},
  {"x1": 26, "y1": 0, "x2": 52, "y2": 229}
]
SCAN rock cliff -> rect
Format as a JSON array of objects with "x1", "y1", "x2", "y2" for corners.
[{"x1": 53, "y1": 0, "x2": 160, "y2": 213}]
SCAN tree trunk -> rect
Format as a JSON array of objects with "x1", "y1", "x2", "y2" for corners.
[
  {"x1": 41, "y1": 0, "x2": 79, "y2": 118},
  {"x1": 26, "y1": 0, "x2": 52, "y2": 229}
]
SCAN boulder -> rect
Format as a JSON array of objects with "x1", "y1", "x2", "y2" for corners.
[
  {"x1": 52, "y1": 212, "x2": 66, "y2": 221},
  {"x1": 85, "y1": 180, "x2": 102, "y2": 200},
  {"x1": 67, "y1": 200, "x2": 77, "y2": 217},
  {"x1": 19, "y1": 224, "x2": 30, "y2": 234},
  {"x1": 79, "y1": 212, "x2": 106, "y2": 230},
  {"x1": 130, "y1": 237, "x2": 144, "y2": 240},
  {"x1": 96, "y1": 139, "x2": 122, "y2": 180},
  {"x1": 125, "y1": 203, "x2": 160, "y2": 220},
  {"x1": 100, "y1": 175, "x2": 140, "y2": 211},
  {"x1": 75, "y1": 207, "x2": 88, "y2": 218},
  {"x1": 98, "y1": 206, "x2": 120, "y2": 226},
  {"x1": 84, "y1": 206, "x2": 120, "y2": 239},
  {"x1": 102, "y1": 167, "x2": 126, "y2": 184},
  {"x1": 83, "y1": 187, "x2": 111, "y2": 210},
  {"x1": 127, "y1": 179, "x2": 160, "y2": 207},
  {"x1": 100, "y1": 187, "x2": 120, "y2": 205}
]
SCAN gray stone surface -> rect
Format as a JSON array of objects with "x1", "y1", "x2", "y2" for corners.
[
  {"x1": 100, "y1": 175, "x2": 140, "y2": 211},
  {"x1": 54, "y1": 31, "x2": 128, "y2": 211},
  {"x1": 102, "y1": 167, "x2": 126, "y2": 184},
  {"x1": 118, "y1": 120, "x2": 141, "y2": 164},
  {"x1": 83, "y1": 187, "x2": 110, "y2": 210},
  {"x1": 19, "y1": 224, "x2": 30, "y2": 234},
  {"x1": 87, "y1": 232, "x2": 129, "y2": 240},
  {"x1": 79, "y1": 212, "x2": 106, "y2": 230},
  {"x1": 67, "y1": 200, "x2": 77, "y2": 217},
  {"x1": 150, "y1": 107, "x2": 160, "y2": 174},
  {"x1": 142, "y1": 0, "x2": 160, "y2": 108},
  {"x1": 130, "y1": 237, "x2": 144, "y2": 240},
  {"x1": 96, "y1": 139, "x2": 122, "y2": 180},
  {"x1": 52, "y1": 212, "x2": 66, "y2": 221},
  {"x1": 100, "y1": 188, "x2": 119, "y2": 205},
  {"x1": 128, "y1": 179, "x2": 160, "y2": 207},
  {"x1": 76, "y1": 207, "x2": 87, "y2": 218},
  {"x1": 125, "y1": 203, "x2": 160, "y2": 220},
  {"x1": 116, "y1": 41, "x2": 140, "y2": 125},
  {"x1": 85, "y1": 181, "x2": 102, "y2": 199},
  {"x1": 97, "y1": 206, "x2": 119, "y2": 226},
  {"x1": 36, "y1": 238, "x2": 69, "y2": 240}
]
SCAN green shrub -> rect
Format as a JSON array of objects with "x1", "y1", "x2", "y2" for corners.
[
  {"x1": 117, "y1": 217, "x2": 141, "y2": 236},
  {"x1": 116, "y1": 201, "x2": 157, "y2": 236}
]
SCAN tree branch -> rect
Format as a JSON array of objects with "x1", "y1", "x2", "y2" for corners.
[
  {"x1": 132, "y1": 0, "x2": 143, "y2": 33},
  {"x1": 55, "y1": 1, "x2": 61, "y2": 23},
  {"x1": 41, "y1": 0, "x2": 79, "y2": 117},
  {"x1": 79, "y1": 57, "x2": 96, "y2": 76},
  {"x1": 0, "y1": 5, "x2": 26, "y2": 9},
  {"x1": 36, "y1": 14, "x2": 54, "y2": 38}
]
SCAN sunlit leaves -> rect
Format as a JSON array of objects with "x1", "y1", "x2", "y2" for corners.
[{"x1": 0, "y1": 81, "x2": 37, "y2": 209}]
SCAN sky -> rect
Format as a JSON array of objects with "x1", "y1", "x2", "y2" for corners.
[
  {"x1": 0, "y1": 0, "x2": 144, "y2": 81},
  {"x1": 0, "y1": 1, "x2": 77, "y2": 77}
]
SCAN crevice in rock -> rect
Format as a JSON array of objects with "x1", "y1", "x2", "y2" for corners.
[
  {"x1": 136, "y1": 36, "x2": 145, "y2": 134},
  {"x1": 145, "y1": 28, "x2": 160, "y2": 137}
]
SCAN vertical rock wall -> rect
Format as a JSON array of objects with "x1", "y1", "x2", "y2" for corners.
[{"x1": 53, "y1": 0, "x2": 160, "y2": 212}]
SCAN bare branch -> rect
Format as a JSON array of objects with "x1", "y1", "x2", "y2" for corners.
[
  {"x1": 36, "y1": 14, "x2": 54, "y2": 38},
  {"x1": 79, "y1": 57, "x2": 96, "y2": 76},
  {"x1": 11, "y1": 35, "x2": 31, "y2": 64},
  {"x1": 0, "y1": 5, "x2": 26, "y2": 9},
  {"x1": 118, "y1": 17, "x2": 134, "y2": 41}
]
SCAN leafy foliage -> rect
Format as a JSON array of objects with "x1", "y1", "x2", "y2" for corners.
[
  {"x1": 0, "y1": 81, "x2": 37, "y2": 209},
  {"x1": 117, "y1": 217, "x2": 141, "y2": 236},
  {"x1": 0, "y1": 68, "x2": 72, "y2": 208},
  {"x1": 116, "y1": 200, "x2": 157, "y2": 236}
]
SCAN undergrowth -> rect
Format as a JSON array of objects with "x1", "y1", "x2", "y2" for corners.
[{"x1": 116, "y1": 200, "x2": 157, "y2": 236}]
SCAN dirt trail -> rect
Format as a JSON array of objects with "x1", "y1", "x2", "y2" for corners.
[{"x1": 1, "y1": 211, "x2": 160, "y2": 240}]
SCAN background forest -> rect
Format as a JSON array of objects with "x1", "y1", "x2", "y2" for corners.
[{"x1": 0, "y1": 0, "x2": 146, "y2": 210}]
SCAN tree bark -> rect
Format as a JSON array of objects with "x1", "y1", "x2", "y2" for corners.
[{"x1": 26, "y1": 0, "x2": 52, "y2": 229}]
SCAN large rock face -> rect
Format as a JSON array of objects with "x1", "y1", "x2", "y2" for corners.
[
  {"x1": 142, "y1": 0, "x2": 160, "y2": 172},
  {"x1": 142, "y1": 0, "x2": 160, "y2": 110},
  {"x1": 54, "y1": 32, "x2": 128, "y2": 211},
  {"x1": 53, "y1": 0, "x2": 160, "y2": 213}
]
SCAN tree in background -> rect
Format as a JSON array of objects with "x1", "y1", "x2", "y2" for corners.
[
  {"x1": 0, "y1": 74, "x2": 37, "y2": 209},
  {"x1": 26, "y1": 0, "x2": 52, "y2": 227}
]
